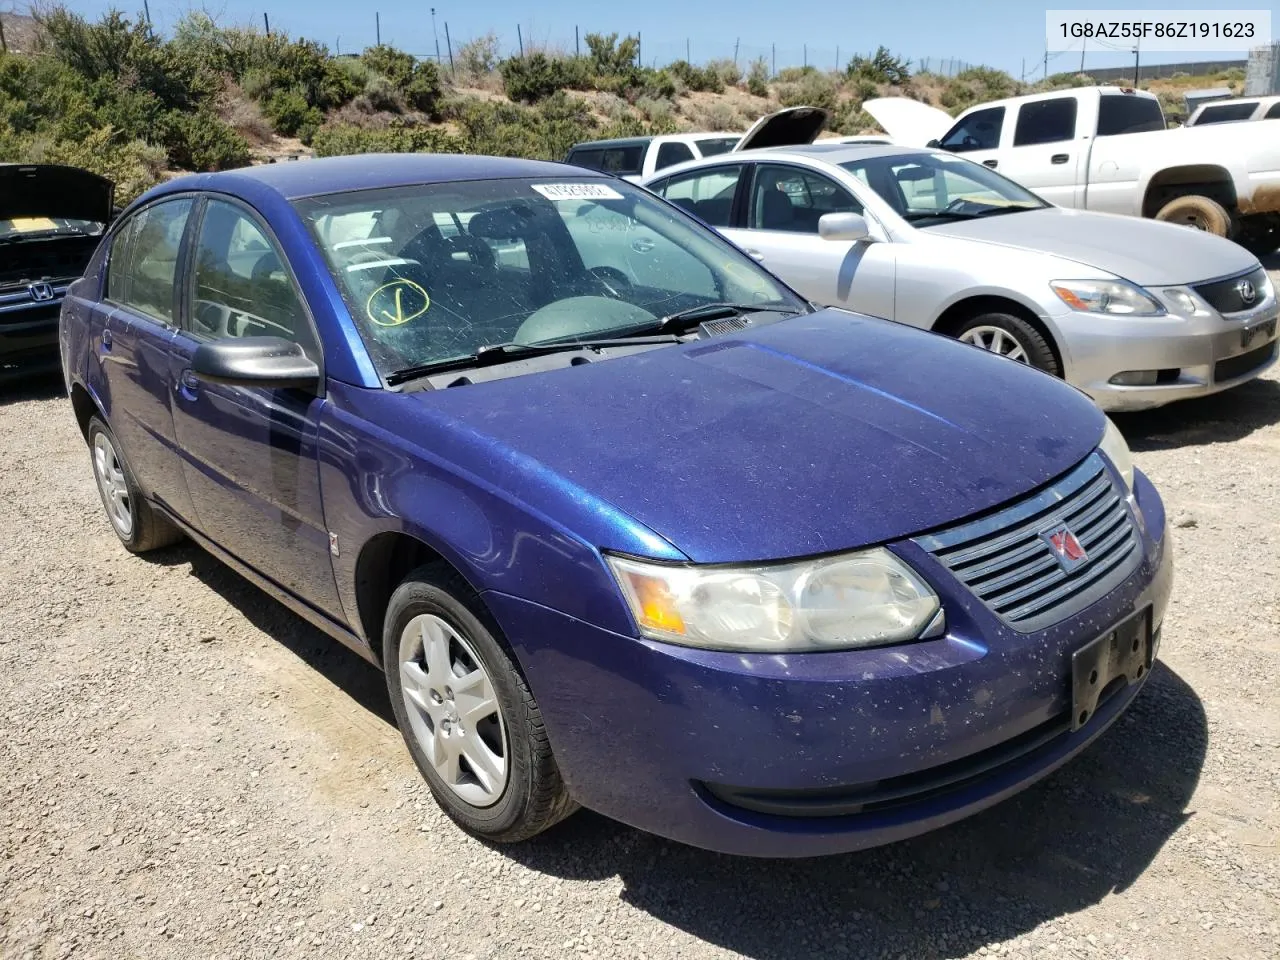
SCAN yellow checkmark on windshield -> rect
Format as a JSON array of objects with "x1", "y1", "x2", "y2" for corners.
[{"x1": 367, "y1": 279, "x2": 430, "y2": 327}]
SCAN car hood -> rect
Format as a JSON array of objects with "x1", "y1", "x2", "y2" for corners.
[
  {"x1": 407, "y1": 310, "x2": 1105, "y2": 564},
  {"x1": 862, "y1": 97, "x2": 954, "y2": 146},
  {"x1": 733, "y1": 106, "x2": 830, "y2": 151},
  {"x1": 923, "y1": 207, "x2": 1258, "y2": 286},
  {"x1": 0, "y1": 164, "x2": 114, "y2": 223}
]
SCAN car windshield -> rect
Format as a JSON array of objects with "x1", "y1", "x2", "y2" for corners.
[
  {"x1": 294, "y1": 177, "x2": 801, "y2": 377},
  {"x1": 0, "y1": 217, "x2": 103, "y2": 240},
  {"x1": 695, "y1": 136, "x2": 740, "y2": 156},
  {"x1": 840, "y1": 152, "x2": 1047, "y2": 225}
]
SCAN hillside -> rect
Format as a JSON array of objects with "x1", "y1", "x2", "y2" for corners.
[{"x1": 0, "y1": 7, "x2": 1250, "y2": 203}]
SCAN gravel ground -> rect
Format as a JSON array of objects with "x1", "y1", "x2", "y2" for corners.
[{"x1": 3, "y1": 279, "x2": 1279, "y2": 960}]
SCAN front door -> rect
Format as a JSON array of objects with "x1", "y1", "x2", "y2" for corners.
[
  {"x1": 999, "y1": 96, "x2": 1085, "y2": 207},
  {"x1": 168, "y1": 197, "x2": 342, "y2": 617},
  {"x1": 722, "y1": 163, "x2": 897, "y2": 320}
]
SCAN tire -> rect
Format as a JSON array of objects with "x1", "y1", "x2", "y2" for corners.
[
  {"x1": 383, "y1": 564, "x2": 576, "y2": 843},
  {"x1": 86, "y1": 416, "x2": 184, "y2": 553},
  {"x1": 952, "y1": 312, "x2": 1060, "y2": 376},
  {"x1": 1236, "y1": 222, "x2": 1280, "y2": 258},
  {"x1": 1153, "y1": 194, "x2": 1232, "y2": 237}
]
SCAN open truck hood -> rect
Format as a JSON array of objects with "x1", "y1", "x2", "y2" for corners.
[
  {"x1": 0, "y1": 164, "x2": 115, "y2": 223},
  {"x1": 862, "y1": 98, "x2": 955, "y2": 147},
  {"x1": 733, "y1": 106, "x2": 830, "y2": 151}
]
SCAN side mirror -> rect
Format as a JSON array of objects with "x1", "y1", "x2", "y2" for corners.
[
  {"x1": 818, "y1": 212, "x2": 872, "y2": 243},
  {"x1": 925, "y1": 138, "x2": 941, "y2": 149},
  {"x1": 191, "y1": 336, "x2": 320, "y2": 391}
]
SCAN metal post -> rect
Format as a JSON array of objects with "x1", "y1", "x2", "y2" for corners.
[
  {"x1": 637, "y1": 32, "x2": 642, "y2": 66},
  {"x1": 142, "y1": 0, "x2": 152, "y2": 25},
  {"x1": 431, "y1": 8, "x2": 441, "y2": 64},
  {"x1": 771, "y1": 43, "x2": 775, "y2": 76},
  {"x1": 733, "y1": 38, "x2": 739, "y2": 66},
  {"x1": 575, "y1": 26, "x2": 579, "y2": 57},
  {"x1": 263, "y1": 12, "x2": 270, "y2": 35},
  {"x1": 1133, "y1": 40, "x2": 1139, "y2": 86},
  {"x1": 376, "y1": 12, "x2": 381, "y2": 47},
  {"x1": 445, "y1": 22, "x2": 454, "y2": 78},
  {"x1": 1080, "y1": 39, "x2": 1085, "y2": 73},
  {"x1": 836, "y1": 46, "x2": 839, "y2": 71},
  {"x1": 1043, "y1": 49, "x2": 1048, "y2": 80},
  {"x1": 686, "y1": 38, "x2": 690, "y2": 63},
  {"x1": 803, "y1": 43, "x2": 807, "y2": 69},
  {"x1": 517, "y1": 24, "x2": 523, "y2": 57}
]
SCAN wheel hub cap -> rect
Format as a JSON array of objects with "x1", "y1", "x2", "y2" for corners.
[
  {"x1": 398, "y1": 614, "x2": 508, "y2": 807},
  {"x1": 959, "y1": 325, "x2": 1030, "y2": 364},
  {"x1": 92, "y1": 433, "x2": 133, "y2": 537}
]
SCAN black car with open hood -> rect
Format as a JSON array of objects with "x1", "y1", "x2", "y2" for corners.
[{"x1": 1, "y1": 164, "x2": 115, "y2": 378}]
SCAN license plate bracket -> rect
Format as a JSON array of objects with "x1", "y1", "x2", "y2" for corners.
[
  {"x1": 1241, "y1": 317, "x2": 1277, "y2": 349},
  {"x1": 1070, "y1": 609, "x2": 1151, "y2": 731}
]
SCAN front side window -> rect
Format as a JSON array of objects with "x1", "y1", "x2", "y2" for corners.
[
  {"x1": 748, "y1": 165, "x2": 861, "y2": 233},
  {"x1": 653, "y1": 165, "x2": 744, "y2": 227},
  {"x1": 1193, "y1": 102, "x2": 1260, "y2": 125},
  {"x1": 294, "y1": 178, "x2": 801, "y2": 376},
  {"x1": 1013, "y1": 97, "x2": 1077, "y2": 146},
  {"x1": 187, "y1": 199, "x2": 312, "y2": 349},
  {"x1": 940, "y1": 106, "x2": 1005, "y2": 153},
  {"x1": 841, "y1": 152, "x2": 1046, "y2": 224},
  {"x1": 107, "y1": 197, "x2": 193, "y2": 324},
  {"x1": 654, "y1": 141, "x2": 695, "y2": 170},
  {"x1": 567, "y1": 149, "x2": 603, "y2": 171},
  {"x1": 599, "y1": 146, "x2": 645, "y2": 176},
  {"x1": 1265, "y1": 101, "x2": 1280, "y2": 120},
  {"x1": 695, "y1": 136, "x2": 740, "y2": 157}
]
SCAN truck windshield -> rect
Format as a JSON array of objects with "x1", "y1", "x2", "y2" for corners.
[
  {"x1": 1097, "y1": 95, "x2": 1165, "y2": 136},
  {"x1": 840, "y1": 152, "x2": 1046, "y2": 225}
]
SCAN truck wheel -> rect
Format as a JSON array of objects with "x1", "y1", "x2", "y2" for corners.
[
  {"x1": 1154, "y1": 195, "x2": 1231, "y2": 237},
  {"x1": 953, "y1": 312, "x2": 1060, "y2": 376},
  {"x1": 1236, "y1": 219, "x2": 1280, "y2": 257},
  {"x1": 384, "y1": 565, "x2": 577, "y2": 843}
]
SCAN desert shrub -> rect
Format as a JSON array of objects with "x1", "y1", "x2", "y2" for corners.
[
  {"x1": 707, "y1": 58, "x2": 742, "y2": 88},
  {"x1": 361, "y1": 44, "x2": 417, "y2": 89},
  {"x1": 746, "y1": 57, "x2": 770, "y2": 97},
  {"x1": 584, "y1": 32, "x2": 639, "y2": 74},
  {"x1": 634, "y1": 95, "x2": 675, "y2": 125},
  {"x1": 667, "y1": 59, "x2": 724, "y2": 93},
  {"x1": 457, "y1": 33, "x2": 500, "y2": 80},
  {"x1": 776, "y1": 66, "x2": 817, "y2": 82},
  {"x1": 162, "y1": 109, "x2": 251, "y2": 170},
  {"x1": 3, "y1": 126, "x2": 167, "y2": 202},
  {"x1": 685, "y1": 98, "x2": 742, "y2": 131},
  {"x1": 501, "y1": 53, "x2": 577, "y2": 102},
  {"x1": 221, "y1": 92, "x2": 274, "y2": 144},
  {"x1": 845, "y1": 46, "x2": 911, "y2": 86},
  {"x1": 776, "y1": 71, "x2": 839, "y2": 111},
  {"x1": 310, "y1": 122, "x2": 465, "y2": 156},
  {"x1": 263, "y1": 87, "x2": 323, "y2": 137},
  {"x1": 851, "y1": 77, "x2": 879, "y2": 101}
]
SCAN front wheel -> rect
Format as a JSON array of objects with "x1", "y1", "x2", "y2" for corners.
[
  {"x1": 953, "y1": 312, "x2": 1060, "y2": 376},
  {"x1": 383, "y1": 566, "x2": 577, "y2": 842}
]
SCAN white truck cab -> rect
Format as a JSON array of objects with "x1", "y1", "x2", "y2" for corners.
[{"x1": 564, "y1": 133, "x2": 742, "y2": 183}]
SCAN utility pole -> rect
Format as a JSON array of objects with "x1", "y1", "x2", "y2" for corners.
[
  {"x1": 431, "y1": 8, "x2": 441, "y2": 65},
  {"x1": 263, "y1": 12, "x2": 270, "y2": 35},
  {"x1": 516, "y1": 23, "x2": 523, "y2": 56},
  {"x1": 575, "y1": 26, "x2": 579, "y2": 57},
  {"x1": 376, "y1": 12, "x2": 381, "y2": 47},
  {"x1": 1079, "y1": 38, "x2": 1086, "y2": 73},
  {"x1": 1043, "y1": 48, "x2": 1048, "y2": 80},
  {"x1": 142, "y1": 0, "x2": 151, "y2": 25},
  {"x1": 1133, "y1": 37, "x2": 1140, "y2": 86},
  {"x1": 445, "y1": 22, "x2": 454, "y2": 78}
]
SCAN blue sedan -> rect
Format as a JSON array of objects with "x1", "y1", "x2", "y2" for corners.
[{"x1": 59, "y1": 154, "x2": 1173, "y2": 857}]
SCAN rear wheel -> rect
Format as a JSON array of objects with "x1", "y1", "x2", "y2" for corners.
[
  {"x1": 383, "y1": 565, "x2": 576, "y2": 842},
  {"x1": 87, "y1": 416, "x2": 183, "y2": 553},
  {"x1": 953, "y1": 312, "x2": 1060, "y2": 376},
  {"x1": 1153, "y1": 194, "x2": 1231, "y2": 237}
]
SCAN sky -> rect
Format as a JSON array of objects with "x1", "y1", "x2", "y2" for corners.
[{"x1": 71, "y1": 0, "x2": 1280, "y2": 79}]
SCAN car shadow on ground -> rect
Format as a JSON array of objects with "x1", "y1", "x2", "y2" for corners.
[
  {"x1": 0, "y1": 369, "x2": 65, "y2": 407},
  {"x1": 1115, "y1": 374, "x2": 1280, "y2": 451},
  {"x1": 152, "y1": 541, "x2": 1207, "y2": 960}
]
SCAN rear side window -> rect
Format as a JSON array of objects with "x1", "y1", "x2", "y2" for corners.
[
  {"x1": 1013, "y1": 97, "x2": 1077, "y2": 146},
  {"x1": 655, "y1": 141, "x2": 695, "y2": 171},
  {"x1": 1097, "y1": 95, "x2": 1165, "y2": 136},
  {"x1": 599, "y1": 146, "x2": 645, "y2": 175},
  {"x1": 940, "y1": 107, "x2": 1005, "y2": 153},
  {"x1": 107, "y1": 197, "x2": 193, "y2": 324},
  {"x1": 695, "y1": 136, "x2": 740, "y2": 157},
  {"x1": 655, "y1": 165, "x2": 744, "y2": 227},
  {"x1": 566, "y1": 149, "x2": 603, "y2": 171},
  {"x1": 1267, "y1": 102, "x2": 1280, "y2": 120},
  {"x1": 1193, "y1": 102, "x2": 1260, "y2": 125}
]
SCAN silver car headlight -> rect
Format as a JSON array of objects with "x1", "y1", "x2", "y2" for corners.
[
  {"x1": 1161, "y1": 287, "x2": 1212, "y2": 317},
  {"x1": 1099, "y1": 417, "x2": 1134, "y2": 490},
  {"x1": 1051, "y1": 279, "x2": 1165, "y2": 316},
  {"x1": 606, "y1": 549, "x2": 941, "y2": 652}
]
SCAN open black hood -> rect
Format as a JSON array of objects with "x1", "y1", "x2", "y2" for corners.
[{"x1": 0, "y1": 164, "x2": 115, "y2": 223}]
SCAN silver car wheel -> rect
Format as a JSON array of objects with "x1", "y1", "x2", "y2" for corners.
[
  {"x1": 398, "y1": 613, "x2": 508, "y2": 807},
  {"x1": 959, "y1": 325, "x2": 1030, "y2": 363},
  {"x1": 92, "y1": 431, "x2": 133, "y2": 537}
]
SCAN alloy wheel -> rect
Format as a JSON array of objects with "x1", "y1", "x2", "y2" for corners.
[
  {"x1": 398, "y1": 614, "x2": 508, "y2": 807},
  {"x1": 92, "y1": 432, "x2": 133, "y2": 537},
  {"x1": 959, "y1": 325, "x2": 1030, "y2": 363}
]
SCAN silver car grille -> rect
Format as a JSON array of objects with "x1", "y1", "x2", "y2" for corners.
[{"x1": 913, "y1": 453, "x2": 1140, "y2": 632}]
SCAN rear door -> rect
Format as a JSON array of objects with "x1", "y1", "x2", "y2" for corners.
[
  {"x1": 98, "y1": 196, "x2": 196, "y2": 521},
  {"x1": 167, "y1": 196, "x2": 341, "y2": 616},
  {"x1": 999, "y1": 96, "x2": 1083, "y2": 206},
  {"x1": 727, "y1": 162, "x2": 896, "y2": 319}
]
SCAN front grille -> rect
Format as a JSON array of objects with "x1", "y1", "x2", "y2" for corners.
[
  {"x1": 1215, "y1": 341, "x2": 1277, "y2": 383},
  {"x1": 1194, "y1": 266, "x2": 1269, "y2": 315},
  {"x1": 914, "y1": 453, "x2": 1140, "y2": 632}
]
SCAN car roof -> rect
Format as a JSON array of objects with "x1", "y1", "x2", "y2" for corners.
[
  {"x1": 148, "y1": 153, "x2": 607, "y2": 203},
  {"x1": 655, "y1": 142, "x2": 926, "y2": 176}
]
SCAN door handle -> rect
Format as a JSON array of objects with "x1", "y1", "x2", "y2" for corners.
[
  {"x1": 744, "y1": 249, "x2": 766, "y2": 261},
  {"x1": 101, "y1": 328, "x2": 112, "y2": 350},
  {"x1": 982, "y1": 159, "x2": 998, "y2": 169},
  {"x1": 1051, "y1": 154, "x2": 1069, "y2": 165},
  {"x1": 179, "y1": 369, "x2": 199, "y2": 396}
]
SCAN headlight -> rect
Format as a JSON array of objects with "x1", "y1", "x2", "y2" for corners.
[
  {"x1": 606, "y1": 549, "x2": 941, "y2": 652},
  {"x1": 1050, "y1": 279, "x2": 1165, "y2": 316},
  {"x1": 1161, "y1": 288, "x2": 1211, "y2": 317},
  {"x1": 1099, "y1": 417, "x2": 1134, "y2": 490}
]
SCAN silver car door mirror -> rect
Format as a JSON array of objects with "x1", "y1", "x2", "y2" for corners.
[{"x1": 818, "y1": 212, "x2": 872, "y2": 243}]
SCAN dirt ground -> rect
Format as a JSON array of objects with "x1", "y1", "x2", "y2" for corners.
[{"x1": 1, "y1": 273, "x2": 1278, "y2": 959}]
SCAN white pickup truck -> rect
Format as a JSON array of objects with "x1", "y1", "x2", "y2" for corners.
[{"x1": 865, "y1": 86, "x2": 1280, "y2": 255}]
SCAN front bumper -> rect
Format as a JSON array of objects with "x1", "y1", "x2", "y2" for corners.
[
  {"x1": 1055, "y1": 298, "x2": 1278, "y2": 412},
  {"x1": 0, "y1": 284, "x2": 66, "y2": 367},
  {"x1": 488, "y1": 470, "x2": 1172, "y2": 857}
]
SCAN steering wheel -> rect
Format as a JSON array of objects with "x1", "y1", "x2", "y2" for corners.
[{"x1": 586, "y1": 265, "x2": 633, "y2": 299}]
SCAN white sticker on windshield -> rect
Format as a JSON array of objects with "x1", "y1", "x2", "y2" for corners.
[{"x1": 531, "y1": 183, "x2": 624, "y2": 201}]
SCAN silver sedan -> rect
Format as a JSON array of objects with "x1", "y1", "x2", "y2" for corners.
[{"x1": 642, "y1": 143, "x2": 1278, "y2": 411}]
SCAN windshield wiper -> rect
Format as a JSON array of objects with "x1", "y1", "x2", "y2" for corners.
[
  {"x1": 385, "y1": 335, "x2": 681, "y2": 385},
  {"x1": 646, "y1": 302, "x2": 799, "y2": 335}
]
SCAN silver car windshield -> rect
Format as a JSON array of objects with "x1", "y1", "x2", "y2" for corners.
[
  {"x1": 294, "y1": 178, "x2": 800, "y2": 374},
  {"x1": 839, "y1": 153, "x2": 1047, "y2": 224}
]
